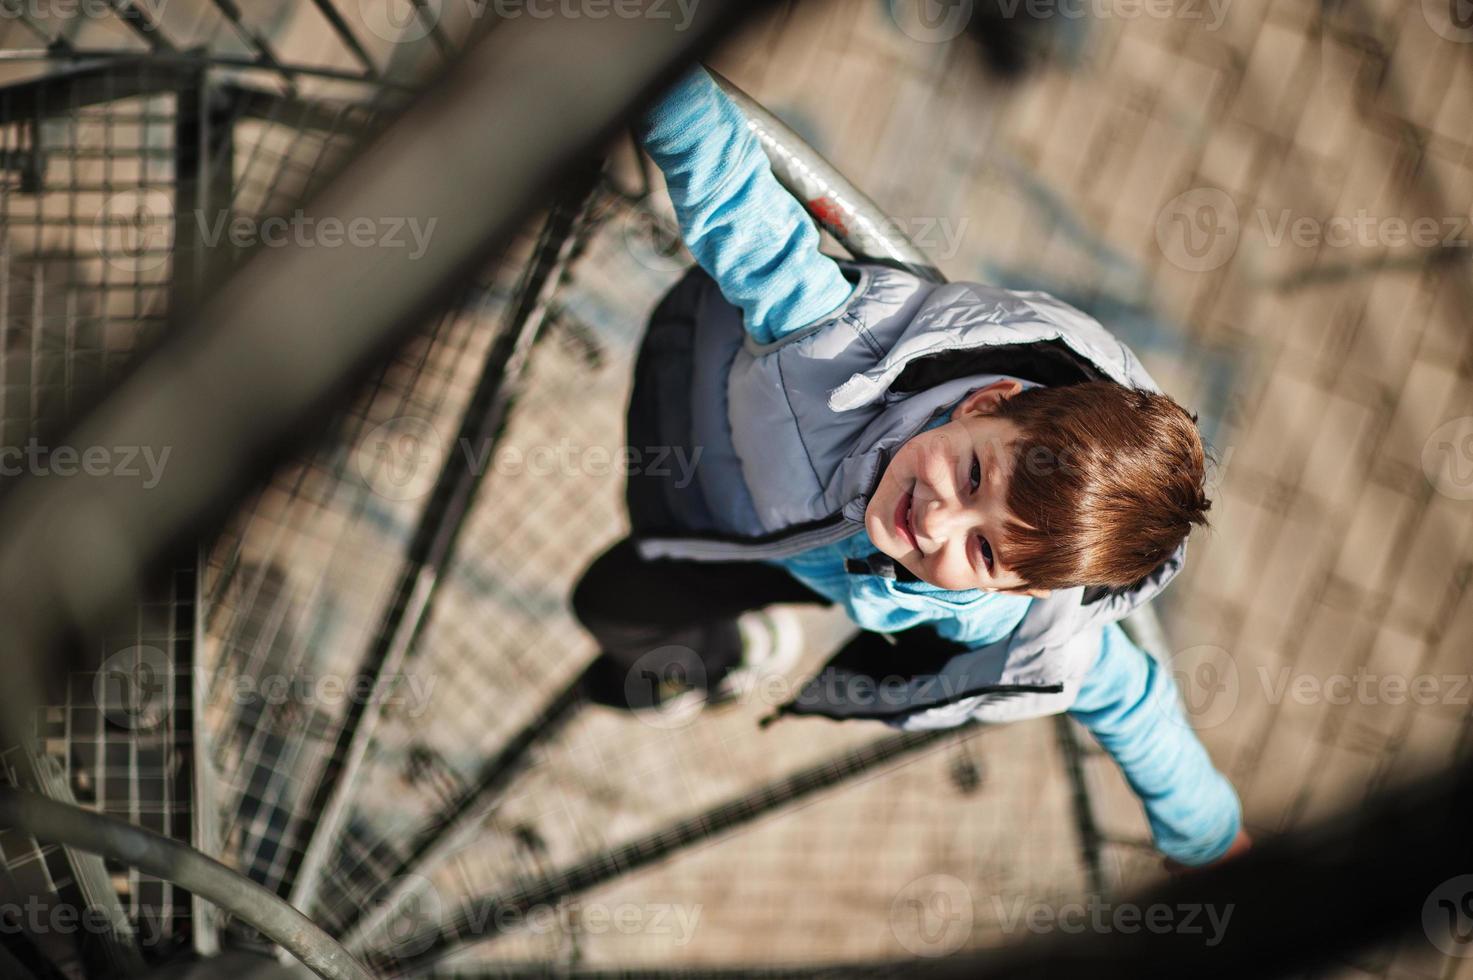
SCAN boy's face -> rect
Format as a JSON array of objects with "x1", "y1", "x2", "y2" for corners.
[{"x1": 863, "y1": 380, "x2": 1052, "y2": 598}]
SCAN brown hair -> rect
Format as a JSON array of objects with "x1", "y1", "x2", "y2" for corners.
[{"x1": 988, "y1": 380, "x2": 1212, "y2": 591}]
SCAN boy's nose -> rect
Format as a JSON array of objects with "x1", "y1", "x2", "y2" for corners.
[{"x1": 914, "y1": 497, "x2": 966, "y2": 545}]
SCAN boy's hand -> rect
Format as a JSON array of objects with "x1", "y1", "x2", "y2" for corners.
[{"x1": 1163, "y1": 828, "x2": 1253, "y2": 876}]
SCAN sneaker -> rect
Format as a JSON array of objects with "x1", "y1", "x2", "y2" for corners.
[{"x1": 716, "y1": 606, "x2": 804, "y2": 702}]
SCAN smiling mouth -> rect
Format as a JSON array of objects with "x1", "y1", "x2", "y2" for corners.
[{"x1": 893, "y1": 490, "x2": 916, "y2": 550}]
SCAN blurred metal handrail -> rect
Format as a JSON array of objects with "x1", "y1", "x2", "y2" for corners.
[
  {"x1": 0, "y1": 0, "x2": 777, "y2": 762},
  {"x1": 0, "y1": 787, "x2": 374, "y2": 980},
  {"x1": 710, "y1": 70, "x2": 945, "y2": 283}
]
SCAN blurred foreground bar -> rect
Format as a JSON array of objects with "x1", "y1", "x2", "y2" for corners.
[{"x1": 0, "y1": 1, "x2": 775, "y2": 747}]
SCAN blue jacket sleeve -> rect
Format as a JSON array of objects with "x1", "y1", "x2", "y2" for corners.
[
  {"x1": 636, "y1": 67, "x2": 855, "y2": 344},
  {"x1": 1067, "y1": 623, "x2": 1244, "y2": 866}
]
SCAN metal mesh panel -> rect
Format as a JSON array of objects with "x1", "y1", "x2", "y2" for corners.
[
  {"x1": 0, "y1": 75, "x2": 188, "y2": 967},
  {"x1": 0, "y1": 10, "x2": 454, "y2": 971},
  {"x1": 0, "y1": 85, "x2": 176, "y2": 434},
  {"x1": 192, "y1": 69, "x2": 512, "y2": 914},
  {"x1": 42, "y1": 560, "x2": 203, "y2": 962},
  {"x1": 201, "y1": 297, "x2": 499, "y2": 899},
  {"x1": 0, "y1": 2, "x2": 533, "y2": 977}
]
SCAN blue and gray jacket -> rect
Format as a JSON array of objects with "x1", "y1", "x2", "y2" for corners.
[
  {"x1": 628, "y1": 68, "x2": 1186, "y2": 732},
  {"x1": 617, "y1": 69, "x2": 1245, "y2": 865}
]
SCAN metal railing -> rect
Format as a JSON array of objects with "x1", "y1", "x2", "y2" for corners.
[{"x1": 0, "y1": 787, "x2": 373, "y2": 980}]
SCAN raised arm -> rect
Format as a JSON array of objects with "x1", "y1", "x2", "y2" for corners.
[
  {"x1": 1066, "y1": 623, "x2": 1244, "y2": 866},
  {"x1": 891, "y1": 619, "x2": 1244, "y2": 867},
  {"x1": 636, "y1": 67, "x2": 855, "y2": 344}
]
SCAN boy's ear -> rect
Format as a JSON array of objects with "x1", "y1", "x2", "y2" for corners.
[{"x1": 952, "y1": 378, "x2": 1025, "y2": 420}]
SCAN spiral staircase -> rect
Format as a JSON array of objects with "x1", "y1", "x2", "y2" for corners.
[{"x1": 0, "y1": 3, "x2": 1467, "y2": 979}]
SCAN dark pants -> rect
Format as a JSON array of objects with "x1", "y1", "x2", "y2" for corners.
[
  {"x1": 571, "y1": 538, "x2": 831, "y2": 710},
  {"x1": 570, "y1": 538, "x2": 976, "y2": 714}
]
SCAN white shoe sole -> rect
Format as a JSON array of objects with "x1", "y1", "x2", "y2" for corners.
[{"x1": 721, "y1": 606, "x2": 805, "y2": 699}]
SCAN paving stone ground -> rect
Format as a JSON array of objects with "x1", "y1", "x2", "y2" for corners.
[
  {"x1": 435, "y1": 2, "x2": 1472, "y2": 974},
  {"x1": 8, "y1": 1, "x2": 1465, "y2": 974}
]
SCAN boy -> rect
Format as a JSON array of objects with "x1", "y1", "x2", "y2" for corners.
[{"x1": 571, "y1": 67, "x2": 1248, "y2": 868}]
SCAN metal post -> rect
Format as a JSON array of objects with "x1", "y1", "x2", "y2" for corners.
[{"x1": 285, "y1": 171, "x2": 603, "y2": 920}]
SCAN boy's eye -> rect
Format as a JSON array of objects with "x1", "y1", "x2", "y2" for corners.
[
  {"x1": 977, "y1": 535, "x2": 994, "y2": 571},
  {"x1": 969, "y1": 456, "x2": 982, "y2": 491}
]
